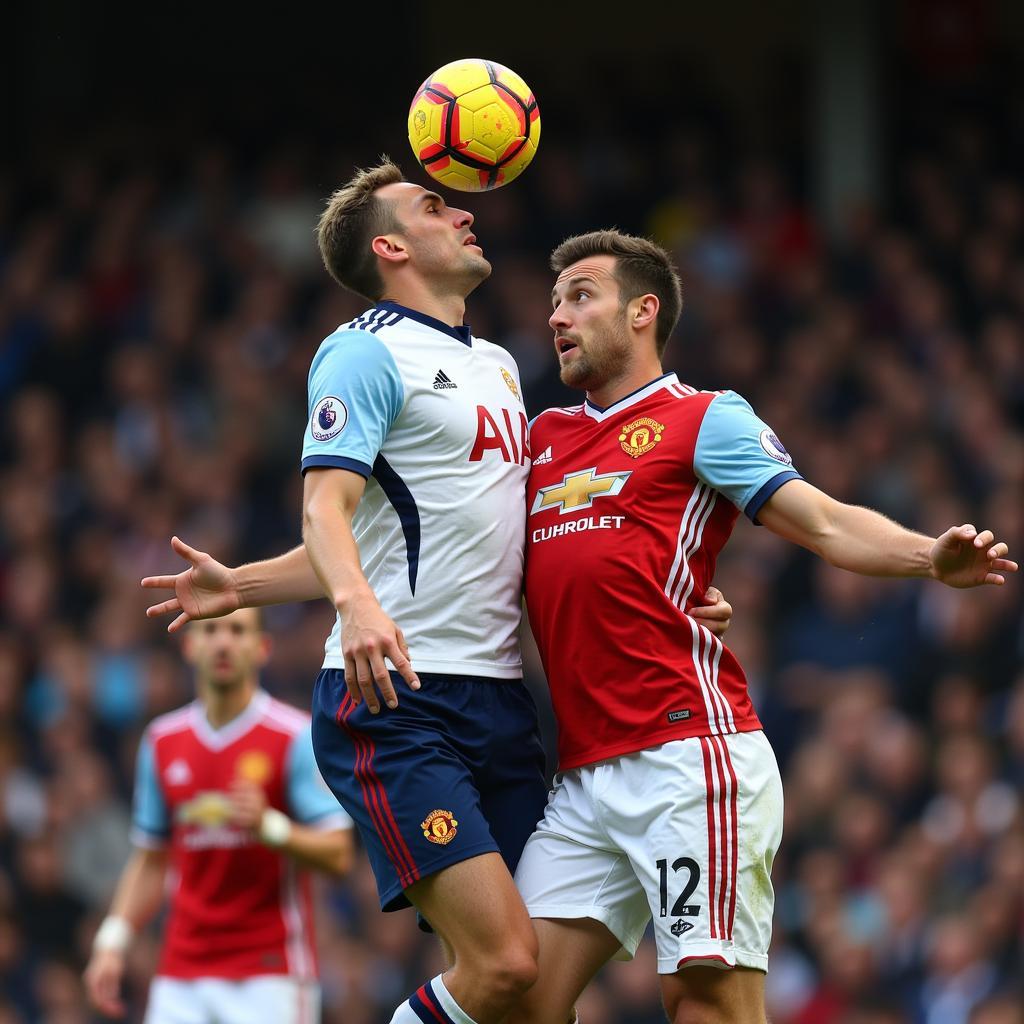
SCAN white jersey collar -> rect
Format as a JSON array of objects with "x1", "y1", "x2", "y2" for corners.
[
  {"x1": 376, "y1": 300, "x2": 473, "y2": 347},
  {"x1": 583, "y1": 372, "x2": 679, "y2": 422},
  {"x1": 188, "y1": 688, "x2": 268, "y2": 751}
]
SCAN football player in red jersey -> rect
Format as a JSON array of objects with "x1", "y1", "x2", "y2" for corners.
[
  {"x1": 83, "y1": 608, "x2": 354, "y2": 1023},
  {"x1": 508, "y1": 230, "x2": 1018, "y2": 1024}
]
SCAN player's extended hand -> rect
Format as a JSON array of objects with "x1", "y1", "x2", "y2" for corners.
[
  {"x1": 84, "y1": 949, "x2": 127, "y2": 1018},
  {"x1": 341, "y1": 592, "x2": 420, "y2": 714},
  {"x1": 930, "y1": 524, "x2": 1018, "y2": 588},
  {"x1": 690, "y1": 586, "x2": 733, "y2": 639},
  {"x1": 141, "y1": 536, "x2": 242, "y2": 633},
  {"x1": 227, "y1": 779, "x2": 269, "y2": 831}
]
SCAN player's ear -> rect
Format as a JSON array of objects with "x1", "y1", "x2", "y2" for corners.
[
  {"x1": 181, "y1": 627, "x2": 197, "y2": 665},
  {"x1": 630, "y1": 294, "x2": 659, "y2": 332},
  {"x1": 372, "y1": 234, "x2": 409, "y2": 265},
  {"x1": 256, "y1": 633, "x2": 272, "y2": 667}
]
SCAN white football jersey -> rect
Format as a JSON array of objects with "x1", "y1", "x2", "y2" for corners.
[{"x1": 302, "y1": 301, "x2": 529, "y2": 678}]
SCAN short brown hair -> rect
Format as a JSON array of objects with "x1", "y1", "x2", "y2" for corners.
[
  {"x1": 317, "y1": 160, "x2": 404, "y2": 301},
  {"x1": 550, "y1": 230, "x2": 683, "y2": 355}
]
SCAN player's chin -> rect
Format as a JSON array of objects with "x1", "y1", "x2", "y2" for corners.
[{"x1": 466, "y1": 250, "x2": 492, "y2": 278}]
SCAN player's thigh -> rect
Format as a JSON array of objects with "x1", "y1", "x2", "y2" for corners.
[
  {"x1": 660, "y1": 964, "x2": 765, "y2": 1024},
  {"x1": 405, "y1": 851, "x2": 535, "y2": 962},
  {"x1": 605, "y1": 731, "x2": 783, "y2": 975},
  {"x1": 210, "y1": 978, "x2": 320, "y2": 1024},
  {"x1": 515, "y1": 770, "x2": 653, "y2": 961},
  {"x1": 312, "y1": 669, "x2": 505, "y2": 914},
  {"x1": 503, "y1": 917, "x2": 623, "y2": 1024},
  {"x1": 143, "y1": 978, "x2": 208, "y2": 1024},
  {"x1": 476, "y1": 682, "x2": 549, "y2": 876}
]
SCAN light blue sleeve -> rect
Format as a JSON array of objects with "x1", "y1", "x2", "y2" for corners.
[
  {"x1": 131, "y1": 731, "x2": 170, "y2": 846},
  {"x1": 301, "y1": 329, "x2": 405, "y2": 478},
  {"x1": 693, "y1": 391, "x2": 802, "y2": 522},
  {"x1": 286, "y1": 726, "x2": 353, "y2": 828}
]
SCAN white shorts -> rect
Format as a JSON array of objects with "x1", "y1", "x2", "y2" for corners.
[
  {"x1": 514, "y1": 730, "x2": 783, "y2": 974},
  {"x1": 145, "y1": 976, "x2": 320, "y2": 1024}
]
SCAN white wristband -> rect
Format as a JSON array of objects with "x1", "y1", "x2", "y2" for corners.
[
  {"x1": 259, "y1": 808, "x2": 292, "y2": 847},
  {"x1": 94, "y1": 915, "x2": 133, "y2": 953}
]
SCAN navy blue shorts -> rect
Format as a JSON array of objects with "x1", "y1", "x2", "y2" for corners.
[{"x1": 311, "y1": 669, "x2": 548, "y2": 912}]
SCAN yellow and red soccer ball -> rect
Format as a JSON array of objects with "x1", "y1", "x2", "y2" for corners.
[{"x1": 408, "y1": 58, "x2": 540, "y2": 192}]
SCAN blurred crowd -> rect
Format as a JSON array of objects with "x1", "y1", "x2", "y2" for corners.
[{"x1": 2, "y1": 81, "x2": 1024, "y2": 1024}]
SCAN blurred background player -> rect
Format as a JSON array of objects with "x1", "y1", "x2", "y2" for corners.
[
  {"x1": 509, "y1": 230, "x2": 1018, "y2": 1024},
  {"x1": 83, "y1": 608, "x2": 354, "y2": 1023}
]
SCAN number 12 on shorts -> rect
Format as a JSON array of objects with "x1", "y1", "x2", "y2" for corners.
[{"x1": 657, "y1": 856, "x2": 701, "y2": 918}]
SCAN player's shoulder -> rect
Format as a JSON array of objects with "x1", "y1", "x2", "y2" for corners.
[
  {"x1": 145, "y1": 703, "x2": 196, "y2": 743},
  {"x1": 257, "y1": 694, "x2": 311, "y2": 739},
  {"x1": 530, "y1": 403, "x2": 586, "y2": 428}
]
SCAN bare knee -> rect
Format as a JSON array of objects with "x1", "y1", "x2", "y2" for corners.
[
  {"x1": 662, "y1": 966, "x2": 765, "y2": 1024},
  {"x1": 459, "y1": 943, "x2": 539, "y2": 1003}
]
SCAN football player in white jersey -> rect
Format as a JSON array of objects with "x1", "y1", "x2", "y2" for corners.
[{"x1": 142, "y1": 161, "x2": 734, "y2": 1024}]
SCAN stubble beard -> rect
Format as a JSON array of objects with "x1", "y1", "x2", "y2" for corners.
[{"x1": 559, "y1": 312, "x2": 630, "y2": 393}]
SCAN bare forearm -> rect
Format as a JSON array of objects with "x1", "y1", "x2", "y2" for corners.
[
  {"x1": 280, "y1": 826, "x2": 354, "y2": 876},
  {"x1": 108, "y1": 849, "x2": 167, "y2": 930},
  {"x1": 808, "y1": 503, "x2": 934, "y2": 578},
  {"x1": 235, "y1": 545, "x2": 325, "y2": 607},
  {"x1": 302, "y1": 504, "x2": 373, "y2": 611}
]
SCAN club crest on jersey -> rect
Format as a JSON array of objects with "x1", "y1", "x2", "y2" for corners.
[
  {"x1": 310, "y1": 396, "x2": 348, "y2": 441},
  {"x1": 501, "y1": 367, "x2": 521, "y2": 400},
  {"x1": 619, "y1": 417, "x2": 665, "y2": 458},
  {"x1": 421, "y1": 809, "x2": 459, "y2": 845},
  {"x1": 235, "y1": 750, "x2": 273, "y2": 784},
  {"x1": 177, "y1": 791, "x2": 233, "y2": 827},
  {"x1": 758, "y1": 428, "x2": 792, "y2": 465},
  {"x1": 531, "y1": 467, "x2": 632, "y2": 515}
]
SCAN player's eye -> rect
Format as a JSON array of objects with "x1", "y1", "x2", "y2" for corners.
[{"x1": 574, "y1": 290, "x2": 589, "y2": 302}]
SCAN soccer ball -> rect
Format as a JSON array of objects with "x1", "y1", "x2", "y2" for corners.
[{"x1": 408, "y1": 58, "x2": 540, "y2": 192}]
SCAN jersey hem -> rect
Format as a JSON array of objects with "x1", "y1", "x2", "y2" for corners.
[
  {"x1": 301, "y1": 455, "x2": 372, "y2": 478},
  {"x1": 744, "y1": 470, "x2": 802, "y2": 523},
  {"x1": 558, "y1": 719, "x2": 764, "y2": 772},
  {"x1": 668, "y1": 947, "x2": 768, "y2": 974},
  {"x1": 154, "y1": 968, "x2": 316, "y2": 981},
  {"x1": 320, "y1": 655, "x2": 523, "y2": 679}
]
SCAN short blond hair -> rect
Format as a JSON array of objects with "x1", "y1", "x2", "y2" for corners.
[
  {"x1": 316, "y1": 160, "x2": 404, "y2": 301},
  {"x1": 551, "y1": 230, "x2": 683, "y2": 356}
]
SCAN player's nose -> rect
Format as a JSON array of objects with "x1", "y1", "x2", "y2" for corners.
[
  {"x1": 549, "y1": 306, "x2": 570, "y2": 330},
  {"x1": 452, "y1": 207, "x2": 473, "y2": 229}
]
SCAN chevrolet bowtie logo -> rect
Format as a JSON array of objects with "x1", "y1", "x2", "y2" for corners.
[{"x1": 531, "y1": 467, "x2": 632, "y2": 515}]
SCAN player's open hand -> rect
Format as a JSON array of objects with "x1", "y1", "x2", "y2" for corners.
[
  {"x1": 690, "y1": 586, "x2": 733, "y2": 639},
  {"x1": 340, "y1": 593, "x2": 420, "y2": 714},
  {"x1": 930, "y1": 524, "x2": 1018, "y2": 588},
  {"x1": 141, "y1": 536, "x2": 242, "y2": 632},
  {"x1": 84, "y1": 949, "x2": 127, "y2": 1018}
]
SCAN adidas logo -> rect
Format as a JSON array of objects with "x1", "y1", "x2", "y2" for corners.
[
  {"x1": 433, "y1": 370, "x2": 457, "y2": 390},
  {"x1": 533, "y1": 445, "x2": 553, "y2": 465}
]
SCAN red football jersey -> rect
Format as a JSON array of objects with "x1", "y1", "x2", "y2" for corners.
[
  {"x1": 132, "y1": 692, "x2": 347, "y2": 979},
  {"x1": 526, "y1": 374, "x2": 799, "y2": 770}
]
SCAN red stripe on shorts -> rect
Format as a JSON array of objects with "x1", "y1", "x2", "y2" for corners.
[
  {"x1": 337, "y1": 696, "x2": 420, "y2": 887},
  {"x1": 699, "y1": 736, "x2": 718, "y2": 940}
]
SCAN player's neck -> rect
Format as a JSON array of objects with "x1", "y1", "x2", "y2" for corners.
[
  {"x1": 199, "y1": 679, "x2": 258, "y2": 729},
  {"x1": 586, "y1": 359, "x2": 665, "y2": 410},
  {"x1": 381, "y1": 282, "x2": 467, "y2": 329}
]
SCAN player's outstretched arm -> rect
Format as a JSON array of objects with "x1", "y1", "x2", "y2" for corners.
[
  {"x1": 83, "y1": 847, "x2": 169, "y2": 1018},
  {"x1": 303, "y1": 467, "x2": 420, "y2": 712},
  {"x1": 758, "y1": 479, "x2": 1018, "y2": 586},
  {"x1": 142, "y1": 538, "x2": 326, "y2": 633}
]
